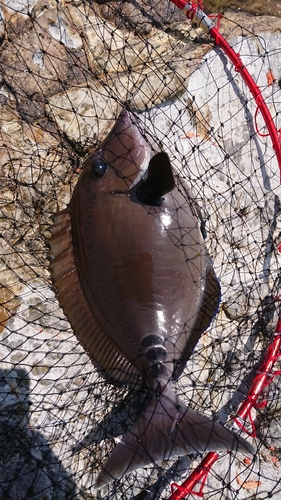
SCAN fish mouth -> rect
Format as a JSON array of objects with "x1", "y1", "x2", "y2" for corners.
[
  {"x1": 118, "y1": 109, "x2": 146, "y2": 138},
  {"x1": 109, "y1": 109, "x2": 151, "y2": 195},
  {"x1": 118, "y1": 108, "x2": 133, "y2": 125}
]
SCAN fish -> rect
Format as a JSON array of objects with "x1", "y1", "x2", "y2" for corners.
[{"x1": 48, "y1": 109, "x2": 255, "y2": 489}]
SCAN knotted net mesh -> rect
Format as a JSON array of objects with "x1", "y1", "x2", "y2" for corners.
[{"x1": 1, "y1": 1, "x2": 281, "y2": 499}]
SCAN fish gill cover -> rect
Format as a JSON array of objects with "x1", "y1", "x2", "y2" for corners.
[{"x1": 0, "y1": 1, "x2": 281, "y2": 499}]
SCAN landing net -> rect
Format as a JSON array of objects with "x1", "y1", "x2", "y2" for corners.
[{"x1": 0, "y1": 1, "x2": 281, "y2": 499}]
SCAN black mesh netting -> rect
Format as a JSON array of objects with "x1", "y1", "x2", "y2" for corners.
[{"x1": 1, "y1": 1, "x2": 281, "y2": 499}]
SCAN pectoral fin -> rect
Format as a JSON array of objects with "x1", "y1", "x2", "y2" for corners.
[{"x1": 136, "y1": 152, "x2": 175, "y2": 206}]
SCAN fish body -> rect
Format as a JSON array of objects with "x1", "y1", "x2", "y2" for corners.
[{"x1": 48, "y1": 110, "x2": 254, "y2": 488}]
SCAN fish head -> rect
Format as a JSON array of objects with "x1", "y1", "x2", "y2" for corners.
[{"x1": 76, "y1": 110, "x2": 151, "y2": 196}]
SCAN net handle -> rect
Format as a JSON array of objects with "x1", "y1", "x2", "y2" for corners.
[
  {"x1": 168, "y1": 329, "x2": 281, "y2": 499},
  {"x1": 170, "y1": 0, "x2": 281, "y2": 181}
]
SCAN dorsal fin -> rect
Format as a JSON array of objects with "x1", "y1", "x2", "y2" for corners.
[
  {"x1": 48, "y1": 209, "x2": 142, "y2": 388},
  {"x1": 136, "y1": 152, "x2": 175, "y2": 206}
]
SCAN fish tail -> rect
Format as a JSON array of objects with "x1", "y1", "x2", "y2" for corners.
[{"x1": 95, "y1": 386, "x2": 255, "y2": 489}]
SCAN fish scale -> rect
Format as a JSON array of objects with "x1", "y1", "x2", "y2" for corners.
[{"x1": 48, "y1": 109, "x2": 255, "y2": 489}]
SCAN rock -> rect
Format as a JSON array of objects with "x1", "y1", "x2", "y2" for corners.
[
  {"x1": 0, "y1": 0, "x2": 209, "y2": 146},
  {"x1": 0, "y1": 287, "x2": 20, "y2": 333},
  {"x1": 0, "y1": 369, "x2": 77, "y2": 499},
  {"x1": 94, "y1": 0, "x2": 187, "y2": 34},
  {"x1": 204, "y1": 0, "x2": 281, "y2": 18},
  {"x1": 46, "y1": 85, "x2": 120, "y2": 146},
  {"x1": 3, "y1": 0, "x2": 39, "y2": 17}
]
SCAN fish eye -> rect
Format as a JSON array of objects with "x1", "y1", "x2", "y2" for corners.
[{"x1": 91, "y1": 158, "x2": 107, "y2": 178}]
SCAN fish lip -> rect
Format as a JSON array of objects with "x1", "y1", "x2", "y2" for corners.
[
  {"x1": 108, "y1": 109, "x2": 151, "y2": 195},
  {"x1": 118, "y1": 109, "x2": 133, "y2": 124},
  {"x1": 118, "y1": 109, "x2": 141, "y2": 130}
]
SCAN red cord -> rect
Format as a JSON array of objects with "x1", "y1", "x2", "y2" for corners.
[
  {"x1": 169, "y1": 0, "x2": 281, "y2": 181},
  {"x1": 168, "y1": 452, "x2": 219, "y2": 499}
]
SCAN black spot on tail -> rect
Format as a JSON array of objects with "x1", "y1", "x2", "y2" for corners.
[
  {"x1": 141, "y1": 335, "x2": 165, "y2": 348},
  {"x1": 146, "y1": 347, "x2": 167, "y2": 362}
]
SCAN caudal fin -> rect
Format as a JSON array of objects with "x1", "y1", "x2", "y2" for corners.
[{"x1": 95, "y1": 388, "x2": 254, "y2": 489}]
